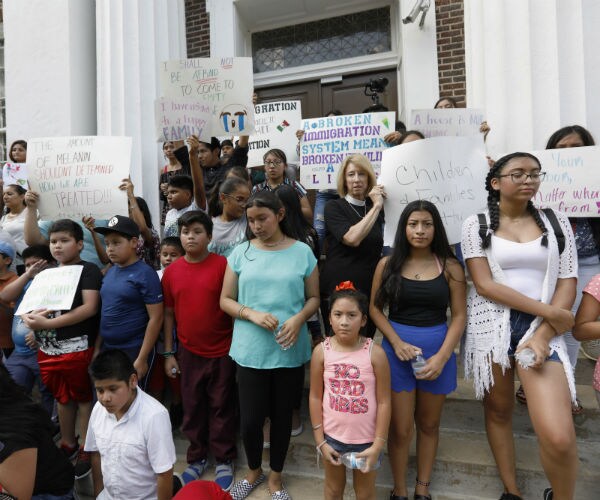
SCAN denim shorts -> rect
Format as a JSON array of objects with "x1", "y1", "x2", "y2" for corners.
[
  {"x1": 324, "y1": 434, "x2": 382, "y2": 468},
  {"x1": 508, "y1": 309, "x2": 560, "y2": 362}
]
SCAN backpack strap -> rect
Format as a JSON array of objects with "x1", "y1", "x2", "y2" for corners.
[
  {"x1": 542, "y1": 208, "x2": 565, "y2": 255},
  {"x1": 477, "y1": 213, "x2": 488, "y2": 243}
]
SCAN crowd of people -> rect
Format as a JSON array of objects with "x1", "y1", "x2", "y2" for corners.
[{"x1": 0, "y1": 109, "x2": 598, "y2": 500}]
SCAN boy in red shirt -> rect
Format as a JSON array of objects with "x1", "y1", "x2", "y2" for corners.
[{"x1": 162, "y1": 211, "x2": 236, "y2": 492}]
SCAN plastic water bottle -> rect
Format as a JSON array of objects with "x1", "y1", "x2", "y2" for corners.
[
  {"x1": 274, "y1": 327, "x2": 290, "y2": 351},
  {"x1": 515, "y1": 347, "x2": 536, "y2": 369},
  {"x1": 411, "y1": 354, "x2": 426, "y2": 374},
  {"x1": 341, "y1": 452, "x2": 368, "y2": 472}
]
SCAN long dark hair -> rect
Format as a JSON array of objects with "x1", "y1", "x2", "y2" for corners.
[
  {"x1": 274, "y1": 185, "x2": 319, "y2": 258},
  {"x1": 375, "y1": 200, "x2": 457, "y2": 309},
  {"x1": 244, "y1": 190, "x2": 294, "y2": 242},
  {"x1": 482, "y1": 152, "x2": 548, "y2": 249}
]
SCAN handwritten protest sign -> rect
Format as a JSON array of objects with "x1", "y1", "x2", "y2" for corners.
[
  {"x1": 409, "y1": 108, "x2": 484, "y2": 138},
  {"x1": 531, "y1": 145, "x2": 600, "y2": 217},
  {"x1": 2, "y1": 163, "x2": 28, "y2": 188},
  {"x1": 16, "y1": 265, "x2": 84, "y2": 315},
  {"x1": 155, "y1": 97, "x2": 213, "y2": 142},
  {"x1": 299, "y1": 112, "x2": 395, "y2": 188},
  {"x1": 27, "y1": 136, "x2": 131, "y2": 220},
  {"x1": 247, "y1": 101, "x2": 302, "y2": 167},
  {"x1": 159, "y1": 57, "x2": 256, "y2": 136},
  {"x1": 379, "y1": 136, "x2": 488, "y2": 245}
]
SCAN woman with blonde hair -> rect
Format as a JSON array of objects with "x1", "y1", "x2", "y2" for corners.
[{"x1": 320, "y1": 153, "x2": 386, "y2": 338}]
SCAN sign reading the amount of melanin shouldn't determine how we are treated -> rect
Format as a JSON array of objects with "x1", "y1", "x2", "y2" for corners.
[
  {"x1": 159, "y1": 57, "x2": 256, "y2": 137},
  {"x1": 379, "y1": 136, "x2": 488, "y2": 245},
  {"x1": 531, "y1": 145, "x2": 600, "y2": 217},
  {"x1": 300, "y1": 112, "x2": 395, "y2": 189},
  {"x1": 27, "y1": 136, "x2": 131, "y2": 221}
]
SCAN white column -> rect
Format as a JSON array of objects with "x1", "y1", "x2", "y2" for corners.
[
  {"x1": 206, "y1": 0, "x2": 249, "y2": 56},
  {"x1": 4, "y1": 0, "x2": 96, "y2": 142},
  {"x1": 96, "y1": 0, "x2": 186, "y2": 225},
  {"x1": 397, "y1": 0, "x2": 440, "y2": 123},
  {"x1": 465, "y1": 0, "x2": 600, "y2": 156}
]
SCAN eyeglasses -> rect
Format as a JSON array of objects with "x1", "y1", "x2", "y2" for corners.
[
  {"x1": 497, "y1": 171, "x2": 546, "y2": 184},
  {"x1": 264, "y1": 159, "x2": 283, "y2": 167},
  {"x1": 223, "y1": 193, "x2": 249, "y2": 205}
]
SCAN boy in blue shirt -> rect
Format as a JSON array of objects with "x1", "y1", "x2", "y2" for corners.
[{"x1": 94, "y1": 216, "x2": 163, "y2": 385}]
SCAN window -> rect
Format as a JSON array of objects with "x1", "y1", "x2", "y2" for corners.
[{"x1": 252, "y1": 7, "x2": 392, "y2": 73}]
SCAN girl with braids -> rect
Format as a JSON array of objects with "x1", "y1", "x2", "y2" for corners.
[
  {"x1": 515, "y1": 125, "x2": 597, "y2": 414},
  {"x1": 370, "y1": 200, "x2": 466, "y2": 500},
  {"x1": 461, "y1": 152, "x2": 578, "y2": 500}
]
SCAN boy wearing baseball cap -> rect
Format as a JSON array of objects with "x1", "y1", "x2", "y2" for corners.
[{"x1": 94, "y1": 216, "x2": 163, "y2": 388}]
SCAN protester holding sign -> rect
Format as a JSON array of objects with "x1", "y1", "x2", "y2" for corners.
[
  {"x1": 252, "y1": 149, "x2": 312, "y2": 222},
  {"x1": 199, "y1": 136, "x2": 249, "y2": 195},
  {"x1": 0, "y1": 185, "x2": 29, "y2": 272},
  {"x1": 370, "y1": 200, "x2": 465, "y2": 500},
  {"x1": 321, "y1": 154, "x2": 385, "y2": 338},
  {"x1": 461, "y1": 152, "x2": 578, "y2": 500}
]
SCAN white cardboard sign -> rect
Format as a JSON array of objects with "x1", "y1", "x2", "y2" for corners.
[{"x1": 409, "y1": 108, "x2": 484, "y2": 138}]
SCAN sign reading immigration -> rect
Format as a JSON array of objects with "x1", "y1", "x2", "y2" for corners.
[
  {"x1": 27, "y1": 136, "x2": 131, "y2": 221},
  {"x1": 531, "y1": 145, "x2": 600, "y2": 217},
  {"x1": 247, "y1": 100, "x2": 302, "y2": 167},
  {"x1": 2, "y1": 162, "x2": 28, "y2": 188},
  {"x1": 155, "y1": 97, "x2": 213, "y2": 142},
  {"x1": 409, "y1": 108, "x2": 484, "y2": 138},
  {"x1": 379, "y1": 136, "x2": 488, "y2": 245},
  {"x1": 299, "y1": 112, "x2": 395, "y2": 189},
  {"x1": 16, "y1": 265, "x2": 84, "y2": 315},
  {"x1": 159, "y1": 57, "x2": 256, "y2": 136}
]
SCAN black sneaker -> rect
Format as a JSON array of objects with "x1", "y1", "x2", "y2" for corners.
[
  {"x1": 499, "y1": 494, "x2": 523, "y2": 500},
  {"x1": 74, "y1": 447, "x2": 91, "y2": 479},
  {"x1": 543, "y1": 488, "x2": 553, "y2": 500}
]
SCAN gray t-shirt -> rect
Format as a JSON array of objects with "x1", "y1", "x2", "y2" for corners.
[{"x1": 208, "y1": 215, "x2": 247, "y2": 257}]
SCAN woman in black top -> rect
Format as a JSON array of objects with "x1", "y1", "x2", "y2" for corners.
[
  {"x1": 321, "y1": 153, "x2": 385, "y2": 338},
  {"x1": 0, "y1": 364, "x2": 74, "y2": 499},
  {"x1": 370, "y1": 200, "x2": 466, "y2": 500}
]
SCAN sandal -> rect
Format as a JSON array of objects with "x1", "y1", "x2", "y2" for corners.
[
  {"x1": 515, "y1": 385, "x2": 527, "y2": 405},
  {"x1": 230, "y1": 473, "x2": 266, "y2": 500},
  {"x1": 571, "y1": 399, "x2": 584, "y2": 415},
  {"x1": 414, "y1": 478, "x2": 432, "y2": 500},
  {"x1": 390, "y1": 492, "x2": 408, "y2": 500}
]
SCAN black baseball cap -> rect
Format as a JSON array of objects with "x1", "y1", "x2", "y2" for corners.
[{"x1": 94, "y1": 215, "x2": 140, "y2": 238}]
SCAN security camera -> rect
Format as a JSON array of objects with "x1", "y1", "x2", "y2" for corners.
[{"x1": 402, "y1": 0, "x2": 430, "y2": 28}]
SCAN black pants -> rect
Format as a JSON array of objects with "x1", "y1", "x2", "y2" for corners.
[{"x1": 237, "y1": 364, "x2": 304, "y2": 472}]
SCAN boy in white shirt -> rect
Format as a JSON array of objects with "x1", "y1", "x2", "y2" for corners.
[{"x1": 85, "y1": 349, "x2": 176, "y2": 500}]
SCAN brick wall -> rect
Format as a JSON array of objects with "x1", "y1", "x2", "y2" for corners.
[
  {"x1": 184, "y1": 0, "x2": 210, "y2": 58},
  {"x1": 435, "y1": 0, "x2": 466, "y2": 106}
]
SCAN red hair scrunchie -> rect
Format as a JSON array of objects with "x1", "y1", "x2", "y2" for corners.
[{"x1": 335, "y1": 281, "x2": 356, "y2": 292}]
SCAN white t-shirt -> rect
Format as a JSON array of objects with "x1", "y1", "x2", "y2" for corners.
[
  {"x1": 0, "y1": 208, "x2": 29, "y2": 266},
  {"x1": 84, "y1": 388, "x2": 176, "y2": 500},
  {"x1": 163, "y1": 201, "x2": 200, "y2": 238}
]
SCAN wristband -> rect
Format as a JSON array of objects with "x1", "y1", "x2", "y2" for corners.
[
  {"x1": 375, "y1": 436, "x2": 387, "y2": 443},
  {"x1": 312, "y1": 423, "x2": 322, "y2": 430},
  {"x1": 161, "y1": 351, "x2": 176, "y2": 358},
  {"x1": 238, "y1": 304, "x2": 247, "y2": 320},
  {"x1": 316, "y1": 439, "x2": 327, "y2": 455}
]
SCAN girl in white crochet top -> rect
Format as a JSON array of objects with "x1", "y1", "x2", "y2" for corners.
[{"x1": 461, "y1": 152, "x2": 578, "y2": 500}]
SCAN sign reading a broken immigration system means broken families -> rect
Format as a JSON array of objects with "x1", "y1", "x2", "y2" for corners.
[
  {"x1": 299, "y1": 112, "x2": 395, "y2": 189},
  {"x1": 159, "y1": 57, "x2": 256, "y2": 136},
  {"x1": 247, "y1": 100, "x2": 302, "y2": 167},
  {"x1": 531, "y1": 145, "x2": 600, "y2": 217},
  {"x1": 27, "y1": 136, "x2": 131, "y2": 221}
]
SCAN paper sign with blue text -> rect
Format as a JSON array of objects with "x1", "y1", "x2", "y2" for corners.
[
  {"x1": 299, "y1": 112, "x2": 395, "y2": 189},
  {"x1": 531, "y1": 145, "x2": 600, "y2": 217},
  {"x1": 155, "y1": 97, "x2": 213, "y2": 142},
  {"x1": 409, "y1": 108, "x2": 484, "y2": 138},
  {"x1": 27, "y1": 136, "x2": 131, "y2": 221},
  {"x1": 379, "y1": 135, "x2": 488, "y2": 245}
]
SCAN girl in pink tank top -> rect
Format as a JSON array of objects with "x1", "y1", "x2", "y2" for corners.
[{"x1": 309, "y1": 282, "x2": 391, "y2": 500}]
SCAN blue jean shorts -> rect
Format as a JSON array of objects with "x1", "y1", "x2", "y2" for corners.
[
  {"x1": 324, "y1": 434, "x2": 382, "y2": 468},
  {"x1": 508, "y1": 309, "x2": 560, "y2": 362}
]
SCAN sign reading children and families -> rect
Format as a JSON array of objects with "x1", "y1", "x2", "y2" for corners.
[
  {"x1": 158, "y1": 57, "x2": 256, "y2": 141},
  {"x1": 16, "y1": 265, "x2": 84, "y2": 316},
  {"x1": 247, "y1": 100, "x2": 302, "y2": 167},
  {"x1": 27, "y1": 136, "x2": 131, "y2": 221},
  {"x1": 531, "y1": 145, "x2": 600, "y2": 217},
  {"x1": 300, "y1": 112, "x2": 395, "y2": 188},
  {"x1": 379, "y1": 136, "x2": 488, "y2": 245},
  {"x1": 409, "y1": 108, "x2": 484, "y2": 138}
]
